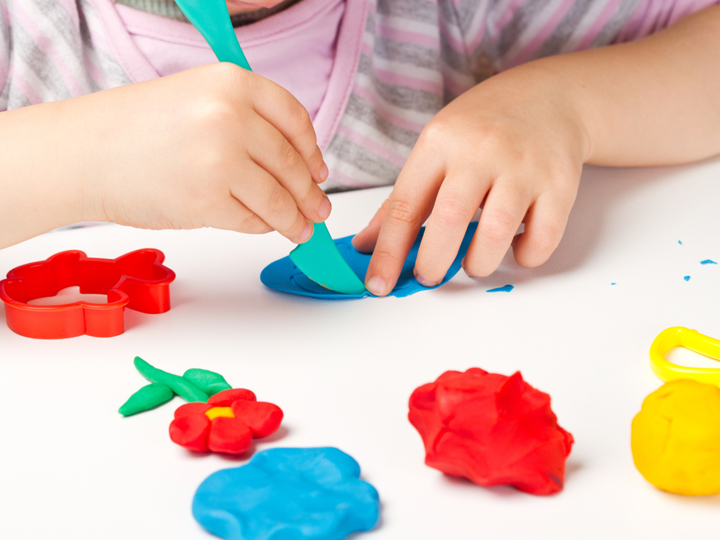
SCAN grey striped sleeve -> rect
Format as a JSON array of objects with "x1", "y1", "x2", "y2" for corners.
[
  {"x1": 14, "y1": 22, "x2": 74, "y2": 101},
  {"x1": 589, "y1": 1, "x2": 638, "y2": 48},
  {"x1": 0, "y1": 0, "x2": 9, "y2": 110}
]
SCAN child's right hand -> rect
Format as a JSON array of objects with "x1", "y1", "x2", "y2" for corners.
[{"x1": 77, "y1": 63, "x2": 330, "y2": 243}]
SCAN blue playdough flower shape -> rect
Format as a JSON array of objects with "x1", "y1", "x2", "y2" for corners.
[{"x1": 193, "y1": 447, "x2": 380, "y2": 540}]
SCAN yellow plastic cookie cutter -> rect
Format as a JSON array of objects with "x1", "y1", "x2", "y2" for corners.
[{"x1": 649, "y1": 327, "x2": 720, "y2": 387}]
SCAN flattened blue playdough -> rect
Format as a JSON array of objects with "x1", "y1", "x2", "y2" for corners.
[
  {"x1": 192, "y1": 447, "x2": 380, "y2": 540},
  {"x1": 261, "y1": 222, "x2": 478, "y2": 299}
]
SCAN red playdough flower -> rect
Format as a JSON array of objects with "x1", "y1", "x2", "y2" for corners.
[
  {"x1": 169, "y1": 389, "x2": 283, "y2": 454},
  {"x1": 408, "y1": 368, "x2": 573, "y2": 495}
]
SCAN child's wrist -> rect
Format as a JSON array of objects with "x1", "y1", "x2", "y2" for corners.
[
  {"x1": 518, "y1": 58, "x2": 596, "y2": 164},
  {"x1": 484, "y1": 59, "x2": 595, "y2": 166},
  {"x1": 0, "y1": 102, "x2": 88, "y2": 243},
  {"x1": 58, "y1": 93, "x2": 115, "y2": 224},
  {"x1": 47, "y1": 99, "x2": 101, "y2": 225}
]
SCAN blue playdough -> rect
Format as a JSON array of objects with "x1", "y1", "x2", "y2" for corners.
[
  {"x1": 193, "y1": 447, "x2": 380, "y2": 540},
  {"x1": 684, "y1": 276, "x2": 691, "y2": 281},
  {"x1": 261, "y1": 222, "x2": 478, "y2": 299},
  {"x1": 487, "y1": 284, "x2": 514, "y2": 293},
  {"x1": 701, "y1": 259, "x2": 717, "y2": 265}
]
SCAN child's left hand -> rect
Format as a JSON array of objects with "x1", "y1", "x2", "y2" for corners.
[
  {"x1": 353, "y1": 6, "x2": 720, "y2": 297},
  {"x1": 351, "y1": 62, "x2": 590, "y2": 296}
]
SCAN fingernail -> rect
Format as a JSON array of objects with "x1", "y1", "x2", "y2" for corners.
[
  {"x1": 318, "y1": 196, "x2": 331, "y2": 220},
  {"x1": 319, "y1": 162, "x2": 329, "y2": 182},
  {"x1": 366, "y1": 275, "x2": 387, "y2": 296},
  {"x1": 414, "y1": 270, "x2": 438, "y2": 288},
  {"x1": 299, "y1": 221, "x2": 313, "y2": 243}
]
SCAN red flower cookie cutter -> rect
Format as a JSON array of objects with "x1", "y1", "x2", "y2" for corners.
[{"x1": 0, "y1": 249, "x2": 175, "y2": 339}]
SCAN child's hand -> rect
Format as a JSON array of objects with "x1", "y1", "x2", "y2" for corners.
[
  {"x1": 82, "y1": 63, "x2": 330, "y2": 243},
  {"x1": 352, "y1": 63, "x2": 590, "y2": 296}
]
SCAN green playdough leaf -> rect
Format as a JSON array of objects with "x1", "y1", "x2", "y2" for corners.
[
  {"x1": 183, "y1": 368, "x2": 232, "y2": 397},
  {"x1": 134, "y1": 356, "x2": 209, "y2": 403},
  {"x1": 118, "y1": 383, "x2": 174, "y2": 417}
]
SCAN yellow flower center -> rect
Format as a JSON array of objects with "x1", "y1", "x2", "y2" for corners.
[{"x1": 205, "y1": 406, "x2": 235, "y2": 421}]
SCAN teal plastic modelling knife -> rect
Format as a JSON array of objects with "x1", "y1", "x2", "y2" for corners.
[
  {"x1": 289, "y1": 222, "x2": 366, "y2": 294},
  {"x1": 175, "y1": 0, "x2": 251, "y2": 69},
  {"x1": 175, "y1": 0, "x2": 367, "y2": 295}
]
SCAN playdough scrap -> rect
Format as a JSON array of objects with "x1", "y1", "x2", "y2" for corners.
[
  {"x1": 169, "y1": 388, "x2": 283, "y2": 455},
  {"x1": 408, "y1": 368, "x2": 574, "y2": 495},
  {"x1": 261, "y1": 222, "x2": 478, "y2": 299},
  {"x1": 632, "y1": 379, "x2": 720, "y2": 496},
  {"x1": 193, "y1": 447, "x2": 380, "y2": 540}
]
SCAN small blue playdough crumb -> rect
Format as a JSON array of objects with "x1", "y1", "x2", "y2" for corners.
[
  {"x1": 192, "y1": 447, "x2": 380, "y2": 540},
  {"x1": 700, "y1": 260, "x2": 717, "y2": 265},
  {"x1": 487, "y1": 284, "x2": 514, "y2": 293},
  {"x1": 684, "y1": 276, "x2": 691, "y2": 281},
  {"x1": 678, "y1": 240, "x2": 683, "y2": 245},
  {"x1": 611, "y1": 283, "x2": 616, "y2": 286}
]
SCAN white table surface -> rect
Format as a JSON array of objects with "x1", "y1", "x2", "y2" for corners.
[{"x1": 2, "y1": 158, "x2": 720, "y2": 540}]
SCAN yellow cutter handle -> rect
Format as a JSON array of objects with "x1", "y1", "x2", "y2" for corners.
[{"x1": 649, "y1": 327, "x2": 720, "y2": 386}]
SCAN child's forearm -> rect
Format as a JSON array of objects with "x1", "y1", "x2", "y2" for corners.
[
  {"x1": 0, "y1": 100, "x2": 87, "y2": 249},
  {"x1": 531, "y1": 5, "x2": 720, "y2": 167},
  {"x1": 0, "y1": 64, "x2": 331, "y2": 251}
]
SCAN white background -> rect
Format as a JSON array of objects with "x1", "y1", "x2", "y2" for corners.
[{"x1": 1, "y1": 158, "x2": 720, "y2": 539}]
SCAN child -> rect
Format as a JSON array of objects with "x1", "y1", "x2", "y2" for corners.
[{"x1": 1, "y1": 0, "x2": 719, "y2": 297}]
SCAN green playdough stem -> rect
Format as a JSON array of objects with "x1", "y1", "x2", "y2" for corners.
[
  {"x1": 118, "y1": 383, "x2": 174, "y2": 417},
  {"x1": 134, "y1": 357, "x2": 209, "y2": 403},
  {"x1": 290, "y1": 223, "x2": 368, "y2": 294},
  {"x1": 183, "y1": 368, "x2": 232, "y2": 397}
]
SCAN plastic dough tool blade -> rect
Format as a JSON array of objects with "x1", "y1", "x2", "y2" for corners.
[
  {"x1": 290, "y1": 223, "x2": 368, "y2": 295},
  {"x1": 174, "y1": 0, "x2": 251, "y2": 69}
]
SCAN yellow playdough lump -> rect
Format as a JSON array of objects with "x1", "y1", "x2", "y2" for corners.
[{"x1": 632, "y1": 379, "x2": 720, "y2": 495}]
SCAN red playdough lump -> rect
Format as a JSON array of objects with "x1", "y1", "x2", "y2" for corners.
[{"x1": 408, "y1": 368, "x2": 574, "y2": 495}]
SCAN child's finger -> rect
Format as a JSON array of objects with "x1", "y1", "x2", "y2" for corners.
[
  {"x1": 413, "y1": 172, "x2": 492, "y2": 286},
  {"x1": 249, "y1": 76, "x2": 327, "y2": 183},
  {"x1": 511, "y1": 192, "x2": 573, "y2": 268},
  {"x1": 462, "y1": 182, "x2": 532, "y2": 277},
  {"x1": 211, "y1": 198, "x2": 274, "y2": 235},
  {"x1": 231, "y1": 162, "x2": 314, "y2": 244},
  {"x1": 247, "y1": 117, "x2": 331, "y2": 223},
  {"x1": 363, "y1": 154, "x2": 445, "y2": 296},
  {"x1": 352, "y1": 199, "x2": 389, "y2": 253}
]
